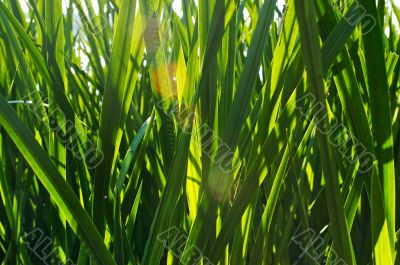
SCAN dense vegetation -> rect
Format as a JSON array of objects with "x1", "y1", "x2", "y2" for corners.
[{"x1": 0, "y1": 0, "x2": 400, "y2": 264}]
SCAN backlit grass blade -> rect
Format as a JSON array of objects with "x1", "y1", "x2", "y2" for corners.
[
  {"x1": 208, "y1": 89, "x2": 302, "y2": 263},
  {"x1": 114, "y1": 113, "x2": 154, "y2": 191},
  {"x1": 92, "y1": 0, "x2": 137, "y2": 234},
  {"x1": 141, "y1": 126, "x2": 193, "y2": 265},
  {"x1": 294, "y1": 0, "x2": 356, "y2": 263},
  {"x1": 359, "y1": 0, "x2": 397, "y2": 261},
  {"x1": 44, "y1": 1, "x2": 68, "y2": 257},
  {"x1": 222, "y1": 0, "x2": 276, "y2": 150},
  {"x1": 316, "y1": 0, "x2": 374, "y2": 226},
  {"x1": 0, "y1": 95, "x2": 115, "y2": 265},
  {"x1": 121, "y1": 112, "x2": 155, "y2": 220},
  {"x1": 0, "y1": 2, "x2": 76, "y2": 120},
  {"x1": 248, "y1": 143, "x2": 291, "y2": 265},
  {"x1": 181, "y1": 1, "x2": 277, "y2": 263}
]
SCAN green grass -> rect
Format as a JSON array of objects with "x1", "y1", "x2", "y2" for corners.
[{"x1": 0, "y1": 0, "x2": 399, "y2": 264}]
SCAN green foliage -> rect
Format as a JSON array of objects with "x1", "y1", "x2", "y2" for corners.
[{"x1": 0, "y1": 0, "x2": 399, "y2": 264}]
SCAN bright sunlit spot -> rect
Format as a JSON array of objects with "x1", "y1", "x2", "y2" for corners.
[{"x1": 172, "y1": 0, "x2": 183, "y2": 17}]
